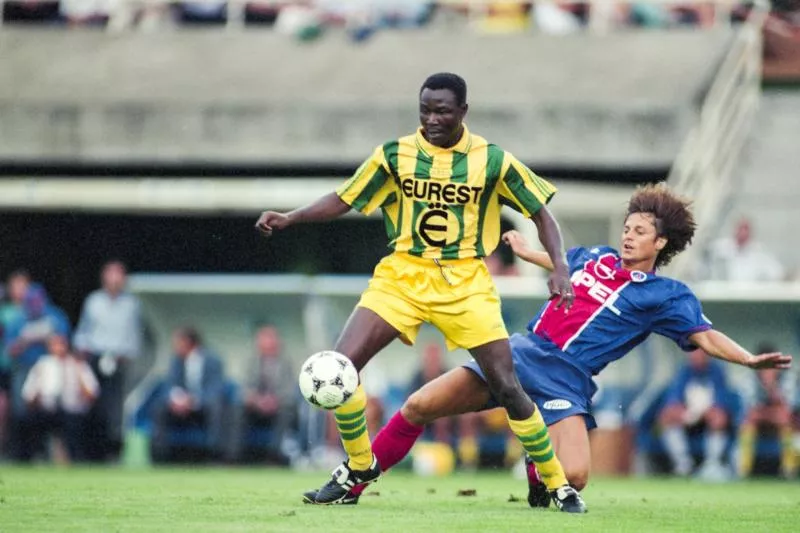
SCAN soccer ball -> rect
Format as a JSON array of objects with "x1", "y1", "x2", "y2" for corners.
[{"x1": 298, "y1": 351, "x2": 358, "y2": 410}]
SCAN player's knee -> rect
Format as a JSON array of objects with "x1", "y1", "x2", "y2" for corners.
[
  {"x1": 401, "y1": 391, "x2": 435, "y2": 426},
  {"x1": 566, "y1": 469, "x2": 589, "y2": 492}
]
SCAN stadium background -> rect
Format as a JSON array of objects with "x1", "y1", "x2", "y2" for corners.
[{"x1": 1, "y1": 0, "x2": 800, "y2": 526}]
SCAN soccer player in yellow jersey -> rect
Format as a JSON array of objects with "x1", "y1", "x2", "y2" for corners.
[{"x1": 256, "y1": 73, "x2": 586, "y2": 512}]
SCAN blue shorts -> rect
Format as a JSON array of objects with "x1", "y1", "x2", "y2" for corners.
[{"x1": 463, "y1": 332, "x2": 598, "y2": 430}]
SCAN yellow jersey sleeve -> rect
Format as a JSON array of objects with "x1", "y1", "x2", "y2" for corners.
[
  {"x1": 336, "y1": 145, "x2": 397, "y2": 216},
  {"x1": 497, "y1": 152, "x2": 557, "y2": 217}
]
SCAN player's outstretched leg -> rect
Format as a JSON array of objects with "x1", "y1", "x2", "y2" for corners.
[
  {"x1": 470, "y1": 339, "x2": 586, "y2": 514},
  {"x1": 307, "y1": 308, "x2": 400, "y2": 505}
]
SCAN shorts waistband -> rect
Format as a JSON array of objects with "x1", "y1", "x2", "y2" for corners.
[{"x1": 389, "y1": 252, "x2": 483, "y2": 268}]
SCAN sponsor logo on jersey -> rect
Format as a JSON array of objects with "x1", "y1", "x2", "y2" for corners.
[
  {"x1": 400, "y1": 178, "x2": 482, "y2": 205},
  {"x1": 543, "y1": 399, "x2": 573, "y2": 410},
  {"x1": 570, "y1": 269, "x2": 623, "y2": 315},
  {"x1": 401, "y1": 178, "x2": 484, "y2": 248},
  {"x1": 630, "y1": 270, "x2": 647, "y2": 283}
]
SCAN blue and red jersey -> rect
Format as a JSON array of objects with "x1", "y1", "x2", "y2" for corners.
[{"x1": 527, "y1": 246, "x2": 712, "y2": 377}]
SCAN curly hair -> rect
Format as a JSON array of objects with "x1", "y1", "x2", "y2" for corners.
[{"x1": 625, "y1": 183, "x2": 696, "y2": 268}]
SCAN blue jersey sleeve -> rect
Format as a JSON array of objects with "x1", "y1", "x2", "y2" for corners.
[
  {"x1": 566, "y1": 245, "x2": 618, "y2": 275},
  {"x1": 651, "y1": 285, "x2": 712, "y2": 351}
]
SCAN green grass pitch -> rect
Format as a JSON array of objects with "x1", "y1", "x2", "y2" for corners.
[{"x1": 1, "y1": 467, "x2": 798, "y2": 532}]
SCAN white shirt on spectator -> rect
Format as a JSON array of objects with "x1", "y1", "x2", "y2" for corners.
[
  {"x1": 22, "y1": 355, "x2": 99, "y2": 414},
  {"x1": 535, "y1": 2, "x2": 581, "y2": 35},
  {"x1": 73, "y1": 290, "x2": 142, "y2": 359},
  {"x1": 60, "y1": 0, "x2": 120, "y2": 19},
  {"x1": 185, "y1": 348, "x2": 205, "y2": 398},
  {"x1": 708, "y1": 237, "x2": 785, "y2": 282}
]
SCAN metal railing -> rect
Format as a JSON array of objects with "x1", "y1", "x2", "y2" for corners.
[
  {"x1": 0, "y1": 0, "x2": 748, "y2": 32},
  {"x1": 665, "y1": 0, "x2": 769, "y2": 279}
]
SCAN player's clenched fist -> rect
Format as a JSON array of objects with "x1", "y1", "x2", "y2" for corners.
[
  {"x1": 502, "y1": 230, "x2": 530, "y2": 256},
  {"x1": 255, "y1": 211, "x2": 290, "y2": 237}
]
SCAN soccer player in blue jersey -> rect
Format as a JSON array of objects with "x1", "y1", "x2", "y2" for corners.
[{"x1": 305, "y1": 183, "x2": 793, "y2": 508}]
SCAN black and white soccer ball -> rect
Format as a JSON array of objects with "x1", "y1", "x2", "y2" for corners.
[{"x1": 298, "y1": 351, "x2": 358, "y2": 410}]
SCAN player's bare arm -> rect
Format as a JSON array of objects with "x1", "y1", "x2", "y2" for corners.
[
  {"x1": 502, "y1": 230, "x2": 554, "y2": 271},
  {"x1": 255, "y1": 192, "x2": 350, "y2": 237},
  {"x1": 530, "y1": 206, "x2": 574, "y2": 309},
  {"x1": 688, "y1": 329, "x2": 792, "y2": 369}
]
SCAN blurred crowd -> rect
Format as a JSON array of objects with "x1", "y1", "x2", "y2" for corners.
[
  {"x1": 0, "y1": 261, "x2": 142, "y2": 464},
  {"x1": 1, "y1": 258, "x2": 798, "y2": 482},
  {"x1": 2, "y1": 2, "x2": 798, "y2": 41},
  {"x1": 653, "y1": 346, "x2": 798, "y2": 481}
]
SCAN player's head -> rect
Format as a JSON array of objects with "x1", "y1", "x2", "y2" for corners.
[
  {"x1": 101, "y1": 260, "x2": 127, "y2": 295},
  {"x1": 256, "y1": 325, "x2": 282, "y2": 358},
  {"x1": 687, "y1": 347, "x2": 708, "y2": 370},
  {"x1": 755, "y1": 342, "x2": 779, "y2": 384},
  {"x1": 173, "y1": 326, "x2": 202, "y2": 358},
  {"x1": 419, "y1": 73, "x2": 468, "y2": 148},
  {"x1": 622, "y1": 183, "x2": 696, "y2": 269},
  {"x1": 47, "y1": 334, "x2": 69, "y2": 358}
]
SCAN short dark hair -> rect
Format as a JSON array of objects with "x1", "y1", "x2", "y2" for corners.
[
  {"x1": 625, "y1": 183, "x2": 696, "y2": 268},
  {"x1": 176, "y1": 326, "x2": 202, "y2": 347},
  {"x1": 7, "y1": 269, "x2": 30, "y2": 283},
  {"x1": 420, "y1": 73, "x2": 467, "y2": 106},
  {"x1": 755, "y1": 342, "x2": 778, "y2": 354}
]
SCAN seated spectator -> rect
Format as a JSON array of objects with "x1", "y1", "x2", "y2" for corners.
[
  {"x1": 0, "y1": 270, "x2": 30, "y2": 457},
  {"x1": 2, "y1": 1, "x2": 60, "y2": 24},
  {"x1": 659, "y1": 349, "x2": 734, "y2": 480},
  {"x1": 706, "y1": 217, "x2": 785, "y2": 282},
  {"x1": 534, "y1": 2, "x2": 582, "y2": 35},
  {"x1": 151, "y1": 327, "x2": 226, "y2": 462},
  {"x1": 241, "y1": 326, "x2": 295, "y2": 463},
  {"x1": 627, "y1": 2, "x2": 713, "y2": 28},
  {"x1": 19, "y1": 335, "x2": 99, "y2": 463},
  {"x1": 4, "y1": 284, "x2": 71, "y2": 424},
  {"x1": 74, "y1": 260, "x2": 143, "y2": 461},
  {"x1": 762, "y1": 1, "x2": 800, "y2": 79},
  {"x1": 60, "y1": 0, "x2": 114, "y2": 26},
  {"x1": 739, "y1": 342, "x2": 797, "y2": 479},
  {"x1": 175, "y1": 2, "x2": 227, "y2": 25},
  {"x1": 478, "y1": 1, "x2": 532, "y2": 34}
]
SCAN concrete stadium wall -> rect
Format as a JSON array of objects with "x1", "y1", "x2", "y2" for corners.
[{"x1": 0, "y1": 29, "x2": 731, "y2": 167}]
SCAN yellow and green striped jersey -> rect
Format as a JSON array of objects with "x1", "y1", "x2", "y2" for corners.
[{"x1": 336, "y1": 126, "x2": 556, "y2": 260}]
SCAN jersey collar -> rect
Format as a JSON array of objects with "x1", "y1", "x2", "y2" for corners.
[{"x1": 415, "y1": 125, "x2": 472, "y2": 157}]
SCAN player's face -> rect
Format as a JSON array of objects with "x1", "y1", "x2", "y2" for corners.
[
  {"x1": 621, "y1": 212, "x2": 666, "y2": 268},
  {"x1": 419, "y1": 88, "x2": 467, "y2": 148}
]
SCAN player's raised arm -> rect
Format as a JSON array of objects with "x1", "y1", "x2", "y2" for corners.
[
  {"x1": 689, "y1": 329, "x2": 793, "y2": 370},
  {"x1": 496, "y1": 153, "x2": 573, "y2": 309},
  {"x1": 256, "y1": 144, "x2": 395, "y2": 237},
  {"x1": 502, "y1": 230, "x2": 555, "y2": 271},
  {"x1": 255, "y1": 192, "x2": 351, "y2": 237}
]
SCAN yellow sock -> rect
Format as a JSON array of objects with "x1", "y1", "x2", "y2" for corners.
[
  {"x1": 507, "y1": 408, "x2": 568, "y2": 490},
  {"x1": 780, "y1": 427, "x2": 796, "y2": 478},
  {"x1": 739, "y1": 425, "x2": 756, "y2": 477},
  {"x1": 334, "y1": 385, "x2": 373, "y2": 470}
]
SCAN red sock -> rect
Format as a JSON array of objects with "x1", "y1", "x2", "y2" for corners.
[
  {"x1": 350, "y1": 411, "x2": 423, "y2": 496},
  {"x1": 527, "y1": 458, "x2": 543, "y2": 487}
]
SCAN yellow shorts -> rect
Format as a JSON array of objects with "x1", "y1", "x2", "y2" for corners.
[{"x1": 358, "y1": 253, "x2": 508, "y2": 351}]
